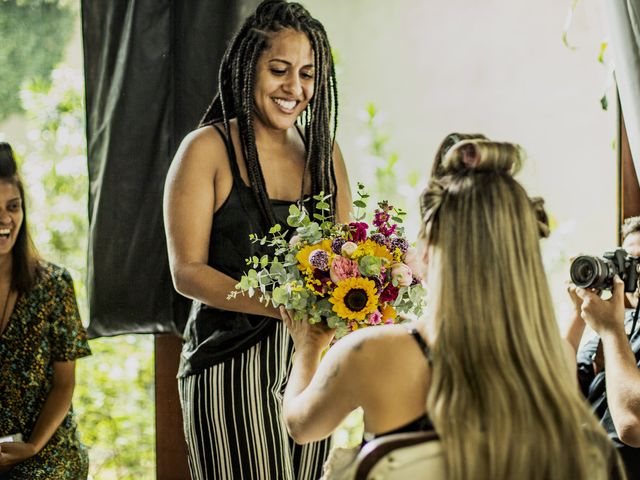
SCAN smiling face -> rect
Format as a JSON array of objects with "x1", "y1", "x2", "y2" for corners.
[
  {"x1": 253, "y1": 28, "x2": 315, "y2": 131},
  {"x1": 0, "y1": 180, "x2": 23, "y2": 259}
]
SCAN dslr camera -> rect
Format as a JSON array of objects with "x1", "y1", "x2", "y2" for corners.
[{"x1": 570, "y1": 248, "x2": 640, "y2": 293}]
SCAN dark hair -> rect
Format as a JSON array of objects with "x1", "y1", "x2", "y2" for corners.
[
  {"x1": 622, "y1": 216, "x2": 640, "y2": 241},
  {"x1": 200, "y1": 0, "x2": 338, "y2": 226},
  {"x1": 0, "y1": 142, "x2": 41, "y2": 292}
]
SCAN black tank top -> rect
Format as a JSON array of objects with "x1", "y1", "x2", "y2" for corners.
[
  {"x1": 364, "y1": 328, "x2": 435, "y2": 442},
  {"x1": 380, "y1": 328, "x2": 434, "y2": 433},
  {"x1": 178, "y1": 125, "x2": 296, "y2": 377}
]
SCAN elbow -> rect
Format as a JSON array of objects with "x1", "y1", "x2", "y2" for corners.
[
  {"x1": 170, "y1": 264, "x2": 195, "y2": 298},
  {"x1": 616, "y1": 417, "x2": 640, "y2": 447},
  {"x1": 285, "y1": 422, "x2": 314, "y2": 445},
  {"x1": 283, "y1": 412, "x2": 315, "y2": 445}
]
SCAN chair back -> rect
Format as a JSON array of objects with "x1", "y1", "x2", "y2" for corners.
[{"x1": 354, "y1": 430, "x2": 444, "y2": 480}]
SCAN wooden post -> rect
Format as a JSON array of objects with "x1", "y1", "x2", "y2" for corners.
[
  {"x1": 155, "y1": 334, "x2": 190, "y2": 479},
  {"x1": 620, "y1": 105, "x2": 640, "y2": 242}
]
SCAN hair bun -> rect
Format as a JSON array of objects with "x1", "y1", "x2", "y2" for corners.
[
  {"x1": 0, "y1": 142, "x2": 18, "y2": 177},
  {"x1": 530, "y1": 196, "x2": 550, "y2": 239},
  {"x1": 441, "y1": 139, "x2": 524, "y2": 177}
]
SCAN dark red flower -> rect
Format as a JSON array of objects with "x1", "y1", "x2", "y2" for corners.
[
  {"x1": 349, "y1": 222, "x2": 369, "y2": 242},
  {"x1": 379, "y1": 284, "x2": 399, "y2": 303}
]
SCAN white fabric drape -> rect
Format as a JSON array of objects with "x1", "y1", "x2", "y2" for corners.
[{"x1": 605, "y1": 0, "x2": 640, "y2": 167}]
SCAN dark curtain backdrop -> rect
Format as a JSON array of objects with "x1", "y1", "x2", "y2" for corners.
[{"x1": 81, "y1": 0, "x2": 260, "y2": 338}]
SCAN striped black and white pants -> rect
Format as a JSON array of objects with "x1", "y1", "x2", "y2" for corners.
[{"x1": 178, "y1": 323, "x2": 331, "y2": 479}]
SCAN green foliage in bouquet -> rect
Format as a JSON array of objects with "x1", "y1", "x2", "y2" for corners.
[{"x1": 230, "y1": 183, "x2": 427, "y2": 339}]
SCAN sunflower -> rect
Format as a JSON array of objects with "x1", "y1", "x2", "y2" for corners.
[{"x1": 329, "y1": 277, "x2": 379, "y2": 321}]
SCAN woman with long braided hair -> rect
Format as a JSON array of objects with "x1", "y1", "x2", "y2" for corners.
[
  {"x1": 280, "y1": 136, "x2": 624, "y2": 479},
  {"x1": 163, "y1": 1, "x2": 351, "y2": 478}
]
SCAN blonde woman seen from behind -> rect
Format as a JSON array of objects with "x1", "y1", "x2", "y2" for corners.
[{"x1": 281, "y1": 137, "x2": 623, "y2": 479}]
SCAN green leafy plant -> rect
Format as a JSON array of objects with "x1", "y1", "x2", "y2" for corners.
[
  {"x1": 14, "y1": 66, "x2": 155, "y2": 480},
  {"x1": 0, "y1": 0, "x2": 75, "y2": 121}
]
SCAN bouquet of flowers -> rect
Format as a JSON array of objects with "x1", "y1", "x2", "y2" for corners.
[{"x1": 229, "y1": 183, "x2": 427, "y2": 338}]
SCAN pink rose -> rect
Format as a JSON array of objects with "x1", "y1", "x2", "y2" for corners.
[
  {"x1": 391, "y1": 263, "x2": 413, "y2": 287},
  {"x1": 402, "y1": 247, "x2": 423, "y2": 281},
  {"x1": 330, "y1": 256, "x2": 360, "y2": 283},
  {"x1": 368, "y1": 310, "x2": 382, "y2": 325}
]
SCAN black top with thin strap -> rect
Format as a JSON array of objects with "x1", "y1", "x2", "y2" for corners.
[
  {"x1": 365, "y1": 328, "x2": 435, "y2": 442},
  {"x1": 177, "y1": 125, "x2": 295, "y2": 377}
]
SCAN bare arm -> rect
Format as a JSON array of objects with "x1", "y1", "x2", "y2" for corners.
[
  {"x1": 332, "y1": 142, "x2": 352, "y2": 224},
  {"x1": 0, "y1": 361, "x2": 75, "y2": 470},
  {"x1": 564, "y1": 284, "x2": 586, "y2": 355},
  {"x1": 281, "y1": 308, "x2": 362, "y2": 444},
  {"x1": 163, "y1": 127, "x2": 279, "y2": 319},
  {"x1": 577, "y1": 276, "x2": 640, "y2": 446}
]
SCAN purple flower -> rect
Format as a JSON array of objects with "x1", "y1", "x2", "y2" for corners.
[
  {"x1": 373, "y1": 210, "x2": 391, "y2": 228},
  {"x1": 349, "y1": 222, "x2": 369, "y2": 242},
  {"x1": 390, "y1": 237, "x2": 409, "y2": 254},
  {"x1": 331, "y1": 237, "x2": 347, "y2": 255},
  {"x1": 309, "y1": 249, "x2": 330, "y2": 271},
  {"x1": 378, "y1": 223, "x2": 397, "y2": 237},
  {"x1": 370, "y1": 233, "x2": 388, "y2": 246}
]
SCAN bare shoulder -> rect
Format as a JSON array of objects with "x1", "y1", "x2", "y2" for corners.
[
  {"x1": 332, "y1": 140, "x2": 347, "y2": 169},
  {"x1": 171, "y1": 125, "x2": 228, "y2": 174},
  {"x1": 330, "y1": 324, "x2": 413, "y2": 363}
]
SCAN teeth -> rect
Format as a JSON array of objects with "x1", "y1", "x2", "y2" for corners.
[
  {"x1": 273, "y1": 98, "x2": 297, "y2": 110},
  {"x1": 0, "y1": 229, "x2": 9, "y2": 235}
]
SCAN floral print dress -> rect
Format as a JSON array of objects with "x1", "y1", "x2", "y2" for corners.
[{"x1": 0, "y1": 262, "x2": 91, "y2": 479}]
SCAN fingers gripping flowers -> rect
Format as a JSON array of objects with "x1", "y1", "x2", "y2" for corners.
[{"x1": 229, "y1": 183, "x2": 427, "y2": 338}]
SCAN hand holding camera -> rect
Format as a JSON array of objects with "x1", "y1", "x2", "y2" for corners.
[
  {"x1": 574, "y1": 275, "x2": 627, "y2": 337},
  {"x1": 570, "y1": 248, "x2": 640, "y2": 293},
  {"x1": 569, "y1": 248, "x2": 637, "y2": 337}
]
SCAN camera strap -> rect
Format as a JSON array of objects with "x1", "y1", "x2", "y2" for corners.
[{"x1": 629, "y1": 300, "x2": 640, "y2": 341}]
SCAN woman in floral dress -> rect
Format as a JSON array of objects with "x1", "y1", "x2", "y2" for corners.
[{"x1": 0, "y1": 142, "x2": 91, "y2": 479}]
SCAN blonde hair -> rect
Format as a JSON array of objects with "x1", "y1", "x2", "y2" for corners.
[{"x1": 420, "y1": 139, "x2": 621, "y2": 479}]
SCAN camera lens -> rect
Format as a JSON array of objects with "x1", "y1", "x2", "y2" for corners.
[{"x1": 570, "y1": 255, "x2": 610, "y2": 289}]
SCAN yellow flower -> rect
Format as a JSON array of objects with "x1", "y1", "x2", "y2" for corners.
[
  {"x1": 372, "y1": 243, "x2": 395, "y2": 264},
  {"x1": 351, "y1": 240, "x2": 394, "y2": 264},
  {"x1": 380, "y1": 303, "x2": 397, "y2": 322},
  {"x1": 329, "y1": 277, "x2": 379, "y2": 321}
]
